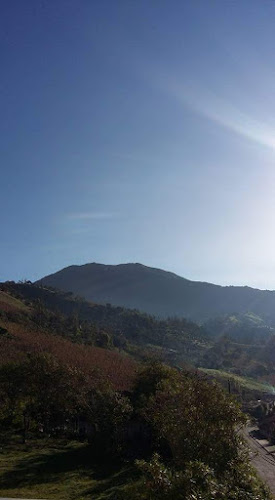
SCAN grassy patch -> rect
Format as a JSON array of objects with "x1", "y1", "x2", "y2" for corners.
[
  {"x1": 0, "y1": 440, "x2": 139, "y2": 499},
  {"x1": 0, "y1": 291, "x2": 30, "y2": 313},
  {"x1": 199, "y1": 368, "x2": 272, "y2": 394}
]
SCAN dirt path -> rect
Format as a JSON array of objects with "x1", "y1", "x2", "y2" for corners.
[{"x1": 245, "y1": 426, "x2": 275, "y2": 497}]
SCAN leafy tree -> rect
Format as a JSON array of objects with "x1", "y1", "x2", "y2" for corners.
[
  {"x1": 131, "y1": 366, "x2": 271, "y2": 499},
  {"x1": 133, "y1": 362, "x2": 175, "y2": 404},
  {"x1": 135, "y1": 453, "x2": 271, "y2": 499},
  {"x1": 83, "y1": 388, "x2": 132, "y2": 455}
]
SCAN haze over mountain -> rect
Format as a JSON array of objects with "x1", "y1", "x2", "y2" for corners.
[{"x1": 38, "y1": 263, "x2": 275, "y2": 323}]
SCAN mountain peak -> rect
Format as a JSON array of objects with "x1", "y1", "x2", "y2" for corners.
[{"x1": 36, "y1": 262, "x2": 275, "y2": 322}]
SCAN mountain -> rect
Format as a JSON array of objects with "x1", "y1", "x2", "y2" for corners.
[{"x1": 37, "y1": 262, "x2": 275, "y2": 323}]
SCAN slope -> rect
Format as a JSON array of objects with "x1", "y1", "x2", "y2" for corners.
[
  {"x1": 0, "y1": 281, "x2": 209, "y2": 366},
  {"x1": 0, "y1": 288, "x2": 136, "y2": 391},
  {"x1": 38, "y1": 262, "x2": 275, "y2": 322}
]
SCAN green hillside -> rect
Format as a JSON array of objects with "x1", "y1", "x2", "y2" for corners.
[
  {"x1": 203, "y1": 312, "x2": 274, "y2": 344},
  {"x1": 3, "y1": 281, "x2": 275, "y2": 381},
  {"x1": 1, "y1": 281, "x2": 209, "y2": 366},
  {"x1": 200, "y1": 368, "x2": 273, "y2": 398},
  {"x1": 0, "y1": 280, "x2": 272, "y2": 499}
]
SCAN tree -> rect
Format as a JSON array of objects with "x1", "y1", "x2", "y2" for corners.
[
  {"x1": 131, "y1": 366, "x2": 271, "y2": 499},
  {"x1": 0, "y1": 354, "x2": 87, "y2": 440}
]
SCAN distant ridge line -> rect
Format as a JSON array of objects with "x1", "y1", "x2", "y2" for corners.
[{"x1": 36, "y1": 262, "x2": 275, "y2": 323}]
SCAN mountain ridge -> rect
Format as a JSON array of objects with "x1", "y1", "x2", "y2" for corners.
[
  {"x1": 36, "y1": 262, "x2": 275, "y2": 322},
  {"x1": 37, "y1": 262, "x2": 274, "y2": 290}
]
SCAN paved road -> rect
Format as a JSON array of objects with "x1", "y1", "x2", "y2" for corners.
[{"x1": 245, "y1": 426, "x2": 275, "y2": 497}]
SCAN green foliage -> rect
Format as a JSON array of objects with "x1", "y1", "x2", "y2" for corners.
[
  {"x1": 203, "y1": 312, "x2": 273, "y2": 344},
  {"x1": 200, "y1": 368, "x2": 272, "y2": 400},
  {"x1": 0, "y1": 355, "x2": 271, "y2": 499},
  {"x1": 133, "y1": 362, "x2": 176, "y2": 403},
  {"x1": 199, "y1": 334, "x2": 274, "y2": 380},
  {"x1": 135, "y1": 453, "x2": 271, "y2": 499},
  {"x1": 83, "y1": 388, "x2": 133, "y2": 456},
  {"x1": 141, "y1": 369, "x2": 246, "y2": 471},
  {"x1": 130, "y1": 365, "x2": 272, "y2": 500},
  {"x1": 0, "y1": 281, "x2": 208, "y2": 364},
  {"x1": 0, "y1": 353, "x2": 133, "y2": 456},
  {"x1": 0, "y1": 354, "x2": 86, "y2": 439},
  {"x1": 0, "y1": 283, "x2": 273, "y2": 499}
]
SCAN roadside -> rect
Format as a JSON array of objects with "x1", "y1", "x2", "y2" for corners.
[{"x1": 244, "y1": 426, "x2": 275, "y2": 497}]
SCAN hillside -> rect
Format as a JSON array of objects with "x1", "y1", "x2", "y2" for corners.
[
  {"x1": 203, "y1": 312, "x2": 274, "y2": 344},
  {"x1": 0, "y1": 287, "x2": 137, "y2": 392},
  {"x1": 38, "y1": 262, "x2": 275, "y2": 322},
  {"x1": 4, "y1": 281, "x2": 275, "y2": 383},
  {"x1": 0, "y1": 281, "x2": 273, "y2": 499},
  {"x1": 0, "y1": 281, "x2": 208, "y2": 366}
]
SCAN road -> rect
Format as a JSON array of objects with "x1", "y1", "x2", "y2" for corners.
[{"x1": 245, "y1": 426, "x2": 275, "y2": 497}]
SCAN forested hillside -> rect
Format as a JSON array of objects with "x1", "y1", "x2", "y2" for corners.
[
  {"x1": 3, "y1": 281, "x2": 275, "y2": 383},
  {"x1": 0, "y1": 286, "x2": 136, "y2": 391},
  {"x1": 1, "y1": 281, "x2": 208, "y2": 365},
  {"x1": 38, "y1": 262, "x2": 275, "y2": 322},
  {"x1": 0, "y1": 280, "x2": 273, "y2": 499},
  {"x1": 203, "y1": 312, "x2": 274, "y2": 343}
]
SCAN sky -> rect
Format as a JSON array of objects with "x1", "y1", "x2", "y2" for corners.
[{"x1": 2, "y1": 0, "x2": 275, "y2": 288}]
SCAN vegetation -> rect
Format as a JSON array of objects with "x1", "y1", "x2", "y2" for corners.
[
  {"x1": 0, "y1": 441, "x2": 138, "y2": 499},
  {"x1": 130, "y1": 364, "x2": 271, "y2": 499},
  {"x1": 200, "y1": 368, "x2": 273, "y2": 400},
  {"x1": 4, "y1": 281, "x2": 275, "y2": 382},
  {"x1": 0, "y1": 280, "x2": 273, "y2": 499},
  {"x1": 200, "y1": 334, "x2": 274, "y2": 379},
  {"x1": 0, "y1": 281, "x2": 209, "y2": 365},
  {"x1": 203, "y1": 312, "x2": 274, "y2": 343},
  {"x1": 0, "y1": 355, "x2": 271, "y2": 499},
  {"x1": 37, "y1": 261, "x2": 275, "y2": 322}
]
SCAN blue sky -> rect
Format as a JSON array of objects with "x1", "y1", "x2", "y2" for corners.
[{"x1": 2, "y1": 0, "x2": 275, "y2": 288}]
